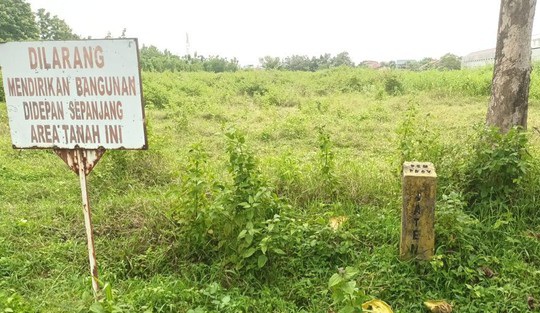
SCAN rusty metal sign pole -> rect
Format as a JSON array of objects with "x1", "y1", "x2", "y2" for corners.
[
  {"x1": 55, "y1": 148, "x2": 105, "y2": 297},
  {"x1": 77, "y1": 149, "x2": 99, "y2": 296}
]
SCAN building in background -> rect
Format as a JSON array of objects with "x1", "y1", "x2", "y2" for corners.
[
  {"x1": 395, "y1": 59, "x2": 414, "y2": 69},
  {"x1": 360, "y1": 60, "x2": 381, "y2": 69},
  {"x1": 462, "y1": 35, "x2": 540, "y2": 68}
]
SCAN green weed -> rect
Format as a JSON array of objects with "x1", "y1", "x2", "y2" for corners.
[
  {"x1": 317, "y1": 126, "x2": 336, "y2": 197},
  {"x1": 462, "y1": 126, "x2": 529, "y2": 212},
  {"x1": 328, "y1": 267, "x2": 366, "y2": 313}
]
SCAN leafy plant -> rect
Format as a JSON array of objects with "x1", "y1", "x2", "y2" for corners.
[
  {"x1": 224, "y1": 127, "x2": 277, "y2": 221},
  {"x1": 0, "y1": 290, "x2": 31, "y2": 313},
  {"x1": 462, "y1": 126, "x2": 529, "y2": 209},
  {"x1": 87, "y1": 282, "x2": 130, "y2": 313},
  {"x1": 172, "y1": 143, "x2": 218, "y2": 261},
  {"x1": 220, "y1": 127, "x2": 286, "y2": 271},
  {"x1": 328, "y1": 267, "x2": 366, "y2": 313},
  {"x1": 435, "y1": 191, "x2": 480, "y2": 254},
  {"x1": 317, "y1": 126, "x2": 337, "y2": 197},
  {"x1": 395, "y1": 101, "x2": 447, "y2": 178}
]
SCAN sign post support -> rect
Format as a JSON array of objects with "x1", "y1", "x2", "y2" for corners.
[
  {"x1": 54, "y1": 148, "x2": 106, "y2": 296},
  {"x1": 77, "y1": 148, "x2": 100, "y2": 295}
]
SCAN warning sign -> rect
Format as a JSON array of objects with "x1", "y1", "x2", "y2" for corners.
[{"x1": 0, "y1": 39, "x2": 147, "y2": 149}]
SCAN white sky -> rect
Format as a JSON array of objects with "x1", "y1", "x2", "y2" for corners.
[{"x1": 26, "y1": 0, "x2": 540, "y2": 66}]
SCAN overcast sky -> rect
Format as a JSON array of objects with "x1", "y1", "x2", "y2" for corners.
[{"x1": 26, "y1": 0, "x2": 540, "y2": 66}]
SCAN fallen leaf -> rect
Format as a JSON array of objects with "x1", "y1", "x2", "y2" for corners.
[
  {"x1": 361, "y1": 299, "x2": 394, "y2": 313},
  {"x1": 424, "y1": 300, "x2": 453, "y2": 313},
  {"x1": 329, "y1": 216, "x2": 348, "y2": 231},
  {"x1": 481, "y1": 266, "x2": 494, "y2": 278},
  {"x1": 528, "y1": 296, "x2": 535, "y2": 310}
]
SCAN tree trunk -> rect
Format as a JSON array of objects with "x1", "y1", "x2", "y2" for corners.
[{"x1": 486, "y1": 0, "x2": 537, "y2": 132}]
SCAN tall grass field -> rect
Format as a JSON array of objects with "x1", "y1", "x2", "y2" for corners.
[{"x1": 2, "y1": 66, "x2": 540, "y2": 312}]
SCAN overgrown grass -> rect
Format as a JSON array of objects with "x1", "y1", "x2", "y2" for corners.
[{"x1": 2, "y1": 67, "x2": 540, "y2": 312}]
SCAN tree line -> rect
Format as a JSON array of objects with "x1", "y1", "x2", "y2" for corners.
[
  {"x1": 259, "y1": 52, "x2": 354, "y2": 71},
  {"x1": 1, "y1": 0, "x2": 461, "y2": 75},
  {"x1": 0, "y1": 0, "x2": 79, "y2": 41},
  {"x1": 259, "y1": 52, "x2": 461, "y2": 71},
  {"x1": 139, "y1": 46, "x2": 240, "y2": 73}
]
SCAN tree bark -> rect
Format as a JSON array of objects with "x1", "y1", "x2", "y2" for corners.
[{"x1": 486, "y1": 0, "x2": 537, "y2": 132}]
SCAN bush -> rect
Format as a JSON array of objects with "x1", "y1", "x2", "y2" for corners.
[
  {"x1": 462, "y1": 126, "x2": 529, "y2": 209},
  {"x1": 142, "y1": 79, "x2": 170, "y2": 108},
  {"x1": 317, "y1": 126, "x2": 336, "y2": 197},
  {"x1": 219, "y1": 128, "x2": 286, "y2": 270},
  {"x1": 171, "y1": 143, "x2": 217, "y2": 261},
  {"x1": 171, "y1": 129, "x2": 288, "y2": 273},
  {"x1": 395, "y1": 102, "x2": 445, "y2": 168},
  {"x1": 383, "y1": 74, "x2": 404, "y2": 95}
]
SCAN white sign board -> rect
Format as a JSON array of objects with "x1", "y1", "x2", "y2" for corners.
[{"x1": 0, "y1": 39, "x2": 147, "y2": 149}]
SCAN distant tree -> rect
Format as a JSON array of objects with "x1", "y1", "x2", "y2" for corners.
[
  {"x1": 418, "y1": 57, "x2": 436, "y2": 70},
  {"x1": 259, "y1": 56, "x2": 282, "y2": 70},
  {"x1": 0, "y1": 0, "x2": 39, "y2": 41},
  {"x1": 260, "y1": 53, "x2": 341, "y2": 71},
  {"x1": 36, "y1": 8, "x2": 79, "y2": 40},
  {"x1": 437, "y1": 53, "x2": 461, "y2": 70},
  {"x1": 140, "y1": 45, "x2": 171, "y2": 71},
  {"x1": 259, "y1": 52, "x2": 356, "y2": 71},
  {"x1": 203, "y1": 56, "x2": 239, "y2": 73},
  {"x1": 380, "y1": 60, "x2": 397, "y2": 69},
  {"x1": 331, "y1": 51, "x2": 354, "y2": 67},
  {"x1": 395, "y1": 60, "x2": 420, "y2": 71},
  {"x1": 0, "y1": 1, "x2": 79, "y2": 42},
  {"x1": 283, "y1": 55, "x2": 312, "y2": 71},
  {"x1": 315, "y1": 53, "x2": 332, "y2": 70},
  {"x1": 140, "y1": 45, "x2": 162, "y2": 58},
  {"x1": 139, "y1": 45, "x2": 237, "y2": 73},
  {"x1": 308, "y1": 56, "x2": 320, "y2": 71}
]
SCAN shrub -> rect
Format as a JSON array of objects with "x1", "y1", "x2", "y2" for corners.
[
  {"x1": 462, "y1": 126, "x2": 529, "y2": 209},
  {"x1": 383, "y1": 74, "x2": 404, "y2": 96},
  {"x1": 317, "y1": 126, "x2": 336, "y2": 196},
  {"x1": 142, "y1": 79, "x2": 170, "y2": 108},
  {"x1": 171, "y1": 128, "x2": 288, "y2": 273},
  {"x1": 436, "y1": 192, "x2": 480, "y2": 253},
  {"x1": 172, "y1": 144, "x2": 217, "y2": 261},
  {"x1": 395, "y1": 102, "x2": 444, "y2": 168},
  {"x1": 219, "y1": 128, "x2": 285, "y2": 270}
]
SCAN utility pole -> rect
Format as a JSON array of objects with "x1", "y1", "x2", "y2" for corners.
[{"x1": 186, "y1": 33, "x2": 191, "y2": 57}]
